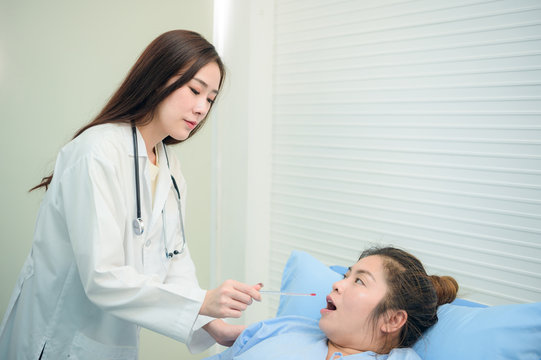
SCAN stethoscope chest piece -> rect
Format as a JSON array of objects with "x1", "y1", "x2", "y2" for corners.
[{"x1": 133, "y1": 218, "x2": 144, "y2": 235}]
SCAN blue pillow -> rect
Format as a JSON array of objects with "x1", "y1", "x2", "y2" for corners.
[
  {"x1": 276, "y1": 250, "x2": 342, "y2": 319},
  {"x1": 277, "y1": 250, "x2": 541, "y2": 360},
  {"x1": 451, "y1": 297, "x2": 487, "y2": 308},
  {"x1": 413, "y1": 302, "x2": 541, "y2": 360}
]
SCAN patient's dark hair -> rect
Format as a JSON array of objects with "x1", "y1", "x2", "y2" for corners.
[{"x1": 360, "y1": 246, "x2": 458, "y2": 353}]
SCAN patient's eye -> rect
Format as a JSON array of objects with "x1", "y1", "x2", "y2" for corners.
[{"x1": 355, "y1": 278, "x2": 365, "y2": 286}]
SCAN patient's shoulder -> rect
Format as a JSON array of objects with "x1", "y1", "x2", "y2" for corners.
[
  {"x1": 388, "y1": 348, "x2": 422, "y2": 360},
  {"x1": 267, "y1": 315, "x2": 320, "y2": 331},
  {"x1": 244, "y1": 315, "x2": 321, "y2": 339},
  {"x1": 223, "y1": 315, "x2": 327, "y2": 359}
]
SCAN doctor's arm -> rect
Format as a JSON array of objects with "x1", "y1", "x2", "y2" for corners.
[
  {"x1": 164, "y1": 154, "x2": 263, "y2": 346},
  {"x1": 198, "y1": 281, "x2": 262, "y2": 347},
  {"x1": 167, "y1": 153, "x2": 263, "y2": 318},
  {"x1": 163, "y1": 247, "x2": 261, "y2": 350},
  {"x1": 58, "y1": 154, "x2": 206, "y2": 344},
  {"x1": 203, "y1": 320, "x2": 246, "y2": 347},
  {"x1": 165, "y1": 247, "x2": 262, "y2": 348}
]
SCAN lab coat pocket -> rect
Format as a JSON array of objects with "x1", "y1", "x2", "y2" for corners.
[{"x1": 68, "y1": 332, "x2": 137, "y2": 360}]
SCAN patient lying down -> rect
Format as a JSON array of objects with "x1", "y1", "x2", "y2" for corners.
[{"x1": 205, "y1": 246, "x2": 458, "y2": 360}]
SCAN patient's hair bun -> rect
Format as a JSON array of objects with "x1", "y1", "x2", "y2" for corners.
[{"x1": 430, "y1": 275, "x2": 459, "y2": 306}]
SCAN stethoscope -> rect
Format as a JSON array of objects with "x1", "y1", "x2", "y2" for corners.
[{"x1": 131, "y1": 125, "x2": 186, "y2": 258}]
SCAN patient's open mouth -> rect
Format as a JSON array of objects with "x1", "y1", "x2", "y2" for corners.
[{"x1": 326, "y1": 296, "x2": 337, "y2": 310}]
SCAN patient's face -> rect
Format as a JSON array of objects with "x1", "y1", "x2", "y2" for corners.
[{"x1": 319, "y1": 255, "x2": 388, "y2": 352}]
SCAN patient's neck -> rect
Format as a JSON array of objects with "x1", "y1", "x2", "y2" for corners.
[{"x1": 327, "y1": 340, "x2": 361, "y2": 359}]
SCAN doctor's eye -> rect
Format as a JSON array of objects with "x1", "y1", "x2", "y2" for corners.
[{"x1": 190, "y1": 87, "x2": 200, "y2": 95}]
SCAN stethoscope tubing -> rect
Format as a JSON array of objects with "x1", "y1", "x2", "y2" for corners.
[
  {"x1": 132, "y1": 125, "x2": 144, "y2": 235},
  {"x1": 131, "y1": 124, "x2": 185, "y2": 257}
]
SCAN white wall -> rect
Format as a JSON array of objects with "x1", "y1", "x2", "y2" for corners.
[
  {"x1": 212, "y1": 0, "x2": 274, "y2": 324},
  {"x1": 0, "y1": 1, "x2": 214, "y2": 359}
]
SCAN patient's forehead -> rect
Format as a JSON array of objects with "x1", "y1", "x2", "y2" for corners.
[{"x1": 347, "y1": 255, "x2": 388, "y2": 284}]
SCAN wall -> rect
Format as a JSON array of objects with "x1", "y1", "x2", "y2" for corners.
[
  {"x1": 0, "y1": 1, "x2": 214, "y2": 359},
  {"x1": 214, "y1": 0, "x2": 541, "y2": 323},
  {"x1": 211, "y1": 0, "x2": 274, "y2": 325}
]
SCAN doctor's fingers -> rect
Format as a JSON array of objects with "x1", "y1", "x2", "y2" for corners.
[
  {"x1": 201, "y1": 282, "x2": 255, "y2": 318},
  {"x1": 216, "y1": 297, "x2": 251, "y2": 318},
  {"x1": 230, "y1": 280, "x2": 263, "y2": 302},
  {"x1": 204, "y1": 295, "x2": 247, "y2": 318},
  {"x1": 219, "y1": 279, "x2": 262, "y2": 304}
]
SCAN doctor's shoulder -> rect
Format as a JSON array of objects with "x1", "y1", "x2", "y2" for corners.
[{"x1": 54, "y1": 123, "x2": 131, "y2": 176}]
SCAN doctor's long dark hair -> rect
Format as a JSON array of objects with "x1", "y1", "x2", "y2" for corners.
[{"x1": 30, "y1": 29, "x2": 225, "y2": 192}]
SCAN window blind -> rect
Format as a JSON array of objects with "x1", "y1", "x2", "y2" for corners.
[{"x1": 268, "y1": 0, "x2": 541, "y2": 315}]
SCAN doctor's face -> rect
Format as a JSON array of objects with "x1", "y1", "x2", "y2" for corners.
[
  {"x1": 155, "y1": 61, "x2": 221, "y2": 141},
  {"x1": 319, "y1": 255, "x2": 389, "y2": 352}
]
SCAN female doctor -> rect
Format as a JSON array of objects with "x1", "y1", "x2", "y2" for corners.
[{"x1": 0, "y1": 30, "x2": 262, "y2": 359}]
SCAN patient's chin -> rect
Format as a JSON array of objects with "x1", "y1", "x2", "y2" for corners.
[
  {"x1": 318, "y1": 314, "x2": 337, "y2": 338},
  {"x1": 320, "y1": 329, "x2": 355, "y2": 355}
]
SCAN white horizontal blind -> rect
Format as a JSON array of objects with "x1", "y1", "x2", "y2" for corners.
[{"x1": 269, "y1": 0, "x2": 541, "y2": 314}]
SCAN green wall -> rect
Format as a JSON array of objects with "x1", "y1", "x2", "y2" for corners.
[{"x1": 0, "y1": 1, "x2": 214, "y2": 358}]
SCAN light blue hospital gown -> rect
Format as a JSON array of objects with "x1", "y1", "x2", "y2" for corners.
[{"x1": 205, "y1": 316, "x2": 421, "y2": 360}]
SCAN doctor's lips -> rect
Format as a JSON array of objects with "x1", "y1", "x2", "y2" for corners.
[{"x1": 184, "y1": 119, "x2": 197, "y2": 129}]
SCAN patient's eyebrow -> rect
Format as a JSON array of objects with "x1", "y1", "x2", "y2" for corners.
[
  {"x1": 193, "y1": 77, "x2": 219, "y2": 94},
  {"x1": 347, "y1": 267, "x2": 376, "y2": 282}
]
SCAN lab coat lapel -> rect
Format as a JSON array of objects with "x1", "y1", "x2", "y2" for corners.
[{"x1": 149, "y1": 143, "x2": 172, "y2": 231}]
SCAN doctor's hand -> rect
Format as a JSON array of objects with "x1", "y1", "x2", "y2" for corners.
[
  {"x1": 200, "y1": 280, "x2": 262, "y2": 318},
  {"x1": 203, "y1": 319, "x2": 245, "y2": 347}
]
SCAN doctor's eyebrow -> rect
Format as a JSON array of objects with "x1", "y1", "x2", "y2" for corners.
[{"x1": 193, "y1": 78, "x2": 219, "y2": 95}]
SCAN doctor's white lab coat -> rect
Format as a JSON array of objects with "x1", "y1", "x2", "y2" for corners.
[{"x1": 0, "y1": 123, "x2": 215, "y2": 359}]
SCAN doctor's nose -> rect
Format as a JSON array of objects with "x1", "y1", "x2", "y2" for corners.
[{"x1": 194, "y1": 99, "x2": 211, "y2": 118}]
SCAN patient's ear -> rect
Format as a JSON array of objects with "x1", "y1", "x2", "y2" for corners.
[{"x1": 381, "y1": 309, "x2": 407, "y2": 334}]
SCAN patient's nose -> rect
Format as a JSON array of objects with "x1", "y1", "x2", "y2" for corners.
[{"x1": 332, "y1": 278, "x2": 346, "y2": 293}]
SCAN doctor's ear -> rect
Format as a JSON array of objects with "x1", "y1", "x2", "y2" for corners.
[{"x1": 380, "y1": 309, "x2": 407, "y2": 334}]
